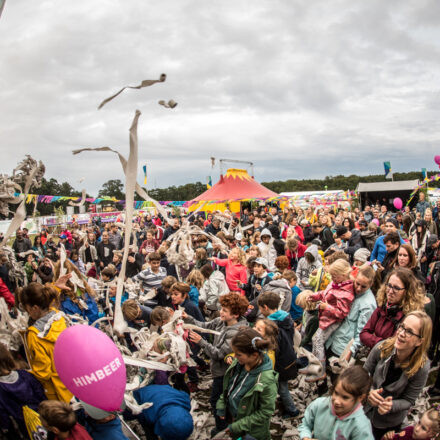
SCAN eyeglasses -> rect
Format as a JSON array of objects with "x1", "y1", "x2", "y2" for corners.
[
  {"x1": 385, "y1": 283, "x2": 405, "y2": 292},
  {"x1": 397, "y1": 323, "x2": 421, "y2": 339}
]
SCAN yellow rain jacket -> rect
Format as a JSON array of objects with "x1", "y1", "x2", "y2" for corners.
[{"x1": 26, "y1": 310, "x2": 73, "y2": 402}]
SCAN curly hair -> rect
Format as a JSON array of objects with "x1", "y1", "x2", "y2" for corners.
[
  {"x1": 219, "y1": 293, "x2": 249, "y2": 317},
  {"x1": 274, "y1": 256, "x2": 289, "y2": 272},
  {"x1": 376, "y1": 267, "x2": 425, "y2": 315}
]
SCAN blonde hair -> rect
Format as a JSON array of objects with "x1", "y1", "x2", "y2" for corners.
[
  {"x1": 328, "y1": 259, "x2": 351, "y2": 279},
  {"x1": 295, "y1": 289, "x2": 316, "y2": 310},
  {"x1": 229, "y1": 247, "x2": 246, "y2": 266},
  {"x1": 122, "y1": 299, "x2": 139, "y2": 321},
  {"x1": 376, "y1": 268, "x2": 425, "y2": 315},
  {"x1": 379, "y1": 311, "x2": 432, "y2": 378},
  {"x1": 424, "y1": 406, "x2": 440, "y2": 436},
  {"x1": 186, "y1": 269, "x2": 204, "y2": 289}
]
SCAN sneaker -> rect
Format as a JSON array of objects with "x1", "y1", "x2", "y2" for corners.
[
  {"x1": 282, "y1": 409, "x2": 300, "y2": 419},
  {"x1": 187, "y1": 382, "x2": 199, "y2": 393}
]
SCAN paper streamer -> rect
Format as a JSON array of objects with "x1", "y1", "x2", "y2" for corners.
[
  {"x1": 68, "y1": 188, "x2": 86, "y2": 207},
  {"x1": 98, "y1": 74, "x2": 166, "y2": 109},
  {"x1": 0, "y1": 0, "x2": 5, "y2": 19},
  {"x1": 158, "y1": 99, "x2": 177, "y2": 109}
]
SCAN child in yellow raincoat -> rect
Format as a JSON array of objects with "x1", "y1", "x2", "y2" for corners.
[{"x1": 19, "y1": 282, "x2": 73, "y2": 402}]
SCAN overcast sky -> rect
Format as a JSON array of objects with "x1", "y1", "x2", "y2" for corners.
[{"x1": 1, "y1": 0, "x2": 439, "y2": 196}]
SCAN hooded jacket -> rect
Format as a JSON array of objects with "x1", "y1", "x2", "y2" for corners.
[
  {"x1": 370, "y1": 233, "x2": 405, "y2": 263},
  {"x1": 299, "y1": 396, "x2": 374, "y2": 440},
  {"x1": 26, "y1": 310, "x2": 73, "y2": 402},
  {"x1": 217, "y1": 354, "x2": 278, "y2": 440},
  {"x1": 361, "y1": 229, "x2": 377, "y2": 252},
  {"x1": 185, "y1": 315, "x2": 248, "y2": 378},
  {"x1": 257, "y1": 228, "x2": 278, "y2": 271},
  {"x1": 268, "y1": 310, "x2": 298, "y2": 381},
  {"x1": 262, "y1": 279, "x2": 292, "y2": 313},
  {"x1": 296, "y1": 244, "x2": 322, "y2": 289},
  {"x1": 310, "y1": 280, "x2": 354, "y2": 330},
  {"x1": 199, "y1": 270, "x2": 230, "y2": 311},
  {"x1": 326, "y1": 288, "x2": 377, "y2": 356},
  {"x1": 360, "y1": 305, "x2": 404, "y2": 349}
]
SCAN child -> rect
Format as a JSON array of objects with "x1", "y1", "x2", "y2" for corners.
[
  {"x1": 24, "y1": 253, "x2": 38, "y2": 283},
  {"x1": 150, "y1": 306, "x2": 171, "y2": 329},
  {"x1": 186, "y1": 269, "x2": 204, "y2": 307},
  {"x1": 254, "y1": 318, "x2": 278, "y2": 367},
  {"x1": 18, "y1": 283, "x2": 73, "y2": 402},
  {"x1": 299, "y1": 365, "x2": 374, "y2": 440},
  {"x1": 0, "y1": 343, "x2": 46, "y2": 437},
  {"x1": 194, "y1": 247, "x2": 209, "y2": 270},
  {"x1": 258, "y1": 291, "x2": 299, "y2": 418},
  {"x1": 39, "y1": 400, "x2": 92, "y2": 440},
  {"x1": 240, "y1": 257, "x2": 272, "y2": 302},
  {"x1": 300, "y1": 259, "x2": 354, "y2": 382},
  {"x1": 122, "y1": 299, "x2": 152, "y2": 329},
  {"x1": 216, "y1": 327, "x2": 278, "y2": 440},
  {"x1": 283, "y1": 270, "x2": 303, "y2": 324},
  {"x1": 185, "y1": 293, "x2": 249, "y2": 436},
  {"x1": 211, "y1": 247, "x2": 248, "y2": 294},
  {"x1": 198, "y1": 263, "x2": 229, "y2": 315},
  {"x1": 296, "y1": 244, "x2": 322, "y2": 289},
  {"x1": 156, "y1": 275, "x2": 177, "y2": 308},
  {"x1": 132, "y1": 252, "x2": 167, "y2": 298},
  {"x1": 383, "y1": 405, "x2": 440, "y2": 440}
]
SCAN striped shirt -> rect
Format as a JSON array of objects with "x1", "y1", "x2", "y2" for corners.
[{"x1": 132, "y1": 267, "x2": 167, "y2": 290}]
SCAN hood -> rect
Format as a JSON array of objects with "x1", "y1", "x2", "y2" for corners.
[
  {"x1": 305, "y1": 244, "x2": 319, "y2": 260},
  {"x1": 211, "y1": 270, "x2": 226, "y2": 282},
  {"x1": 265, "y1": 278, "x2": 290, "y2": 293},
  {"x1": 260, "y1": 228, "x2": 272, "y2": 238},
  {"x1": 29, "y1": 310, "x2": 67, "y2": 342},
  {"x1": 361, "y1": 230, "x2": 376, "y2": 238},
  {"x1": 350, "y1": 229, "x2": 362, "y2": 241},
  {"x1": 252, "y1": 352, "x2": 273, "y2": 375},
  {"x1": 268, "y1": 310, "x2": 289, "y2": 322}
]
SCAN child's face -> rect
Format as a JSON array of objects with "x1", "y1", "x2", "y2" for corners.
[
  {"x1": 109, "y1": 286, "x2": 117, "y2": 297},
  {"x1": 253, "y1": 264, "x2": 265, "y2": 276},
  {"x1": 102, "y1": 274, "x2": 110, "y2": 282},
  {"x1": 258, "y1": 305, "x2": 270, "y2": 317},
  {"x1": 331, "y1": 381, "x2": 360, "y2": 417},
  {"x1": 331, "y1": 272, "x2": 348, "y2": 284},
  {"x1": 413, "y1": 413, "x2": 435, "y2": 440},
  {"x1": 219, "y1": 306, "x2": 237, "y2": 322},
  {"x1": 288, "y1": 278, "x2": 297, "y2": 288},
  {"x1": 254, "y1": 320, "x2": 266, "y2": 337},
  {"x1": 112, "y1": 255, "x2": 120, "y2": 263},
  {"x1": 171, "y1": 290, "x2": 185, "y2": 305}
]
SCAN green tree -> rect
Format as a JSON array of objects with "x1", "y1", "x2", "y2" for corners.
[{"x1": 98, "y1": 179, "x2": 125, "y2": 200}]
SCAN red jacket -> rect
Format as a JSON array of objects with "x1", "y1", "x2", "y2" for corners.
[
  {"x1": 360, "y1": 305, "x2": 404, "y2": 349},
  {"x1": 0, "y1": 278, "x2": 15, "y2": 309},
  {"x1": 285, "y1": 243, "x2": 307, "y2": 270},
  {"x1": 310, "y1": 280, "x2": 354, "y2": 330},
  {"x1": 281, "y1": 225, "x2": 304, "y2": 242},
  {"x1": 213, "y1": 258, "x2": 247, "y2": 294}
]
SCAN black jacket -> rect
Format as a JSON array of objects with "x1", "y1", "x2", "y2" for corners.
[
  {"x1": 319, "y1": 227, "x2": 335, "y2": 251},
  {"x1": 343, "y1": 229, "x2": 363, "y2": 262}
]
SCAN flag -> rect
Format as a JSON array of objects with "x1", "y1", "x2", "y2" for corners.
[
  {"x1": 143, "y1": 165, "x2": 147, "y2": 186},
  {"x1": 207, "y1": 176, "x2": 212, "y2": 189},
  {"x1": 384, "y1": 161, "x2": 393, "y2": 179},
  {"x1": 422, "y1": 168, "x2": 428, "y2": 181}
]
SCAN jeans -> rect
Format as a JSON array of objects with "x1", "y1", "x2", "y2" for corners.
[
  {"x1": 278, "y1": 380, "x2": 298, "y2": 414},
  {"x1": 211, "y1": 376, "x2": 228, "y2": 432}
]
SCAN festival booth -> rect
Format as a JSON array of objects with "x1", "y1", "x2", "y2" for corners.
[
  {"x1": 187, "y1": 168, "x2": 279, "y2": 213},
  {"x1": 280, "y1": 190, "x2": 354, "y2": 209},
  {"x1": 356, "y1": 180, "x2": 419, "y2": 209}
]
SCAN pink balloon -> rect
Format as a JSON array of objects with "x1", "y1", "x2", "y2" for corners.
[
  {"x1": 54, "y1": 325, "x2": 126, "y2": 411},
  {"x1": 372, "y1": 218, "x2": 380, "y2": 226},
  {"x1": 435, "y1": 155, "x2": 440, "y2": 166},
  {"x1": 393, "y1": 197, "x2": 403, "y2": 210}
]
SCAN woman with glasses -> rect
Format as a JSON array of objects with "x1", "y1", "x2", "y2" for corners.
[
  {"x1": 363, "y1": 311, "x2": 432, "y2": 440},
  {"x1": 360, "y1": 268, "x2": 425, "y2": 350}
]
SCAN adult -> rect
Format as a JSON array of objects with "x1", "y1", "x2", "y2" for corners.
[
  {"x1": 370, "y1": 218, "x2": 405, "y2": 264},
  {"x1": 335, "y1": 225, "x2": 363, "y2": 263},
  {"x1": 96, "y1": 230, "x2": 115, "y2": 269},
  {"x1": 424, "y1": 208, "x2": 438, "y2": 236},
  {"x1": 394, "y1": 243, "x2": 425, "y2": 283},
  {"x1": 326, "y1": 265, "x2": 377, "y2": 360},
  {"x1": 364, "y1": 311, "x2": 432, "y2": 440},
  {"x1": 12, "y1": 230, "x2": 32, "y2": 261},
  {"x1": 416, "y1": 192, "x2": 430, "y2": 217},
  {"x1": 360, "y1": 268, "x2": 425, "y2": 349},
  {"x1": 411, "y1": 219, "x2": 430, "y2": 263},
  {"x1": 312, "y1": 221, "x2": 335, "y2": 252},
  {"x1": 79, "y1": 233, "x2": 98, "y2": 265},
  {"x1": 163, "y1": 218, "x2": 180, "y2": 241},
  {"x1": 285, "y1": 237, "x2": 307, "y2": 272},
  {"x1": 108, "y1": 224, "x2": 123, "y2": 250},
  {"x1": 204, "y1": 218, "x2": 221, "y2": 236},
  {"x1": 375, "y1": 231, "x2": 401, "y2": 281}
]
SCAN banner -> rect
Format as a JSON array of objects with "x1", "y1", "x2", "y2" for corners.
[{"x1": 384, "y1": 161, "x2": 393, "y2": 180}]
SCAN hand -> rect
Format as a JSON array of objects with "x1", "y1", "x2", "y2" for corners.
[
  {"x1": 307, "y1": 296, "x2": 316, "y2": 303},
  {"x1": 319, "y1": 302, "x2": 328, "y2": 310},
  {"x1": 128, "y1": 256, "x2": 135, "y2": 263},
  {"x1": 255, "y1": 283, "x2": 262, "y2": 291},
  {"x1": 180, "y1": 310, "x2": 188, "y2": 319},
  {"x1": 368, "y1": 388, "x2": 384, "y2": 407},
  {"x1": 100, "y1": 262, "x2": 104, "y2": 268},
  {"x1": 54, "y1": 273, "x2": 72, "y2": 291},
  {"x1": 311, "y1": 269, "x2": 318, "y2": 276},
  {"x1": 378, "y1": 396, "x2": 393, "y2": 415},
  {"x1": 141, "y1": 248, "x2": 147, "y2": 255},
  {"x1": 345, "y1": 351, "x2": 352, "y2": 362},
  {"x1": 225, "y1": 356, "x2": 233, "y2": 365},
  {"x1": 188, "y1": 330, "x2": 202, "y2": 344},
  {"x1": 383, "y1": 431, "x2": 395, "y2": 440}
]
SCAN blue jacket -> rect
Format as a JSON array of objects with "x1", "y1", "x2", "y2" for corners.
[
  {"x1": 86, "y1": 417, "x2": 129, "y2": 440},
  {"x1": 370, "y1": 234, "x2": 405, "y2": 263},
  {"x1": 188, "y1": 285, "x2": 199, "y2": 306},
  {"x1": 289, "y1": 285, "x2": 303, "y2": 321},
  {"x1": 299, "y1": 396, "x2": 374, "y2": 440},
  {"x1": 326, "y1": 288, "x2": 377, "y2": 356},
  {"x1": 61, "y1": 292, "x2": 101, "y2": 324}
]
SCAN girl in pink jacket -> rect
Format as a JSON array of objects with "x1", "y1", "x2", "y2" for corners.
[
  {"x1": 211, "y1": 248, "x2": 248, "y2": 295},
  {"x1": 300, "y1": 259, "x2": 354, "y2": 381}
]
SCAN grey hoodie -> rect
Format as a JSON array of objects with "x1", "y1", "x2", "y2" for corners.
[
  {"x1": 262, "y1": 278, "x2": 292, "y2": 312},
  {"x1": 185, "y1": 315, "x2": 248, "y2": 378},
  {"x1": 199, "y1": 270, "x2": 229, "y2": 311},
  {"x1": 296, "y1": 244, "x2": 322, "y2": 289}
]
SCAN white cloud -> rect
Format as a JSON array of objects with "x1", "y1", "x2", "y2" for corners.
[{"x1": 1, "y1": 0, "x2": 439, "y2": 196}]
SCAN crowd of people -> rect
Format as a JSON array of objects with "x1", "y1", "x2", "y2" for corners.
[{"x1": 1, "y1": 193, "x2": 440, "y2": 440}]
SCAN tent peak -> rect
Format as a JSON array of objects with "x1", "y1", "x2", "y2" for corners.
[{"x1": 224, "y1": 168, "x2": 253, "y2": 181}]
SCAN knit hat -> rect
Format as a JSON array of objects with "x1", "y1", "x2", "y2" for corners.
[
  {"x1": 354, "y1": 248, "x2": 371, "y2": 263},
  {"x1": 156, "y1": 405, "x2": 193, "y2": 440},
  {"x1": 385, "y1": 217, "x2": 398, "y2": 228},
  {"x1": 335, "y1": 225, "x2": 348, "y2": 238}
]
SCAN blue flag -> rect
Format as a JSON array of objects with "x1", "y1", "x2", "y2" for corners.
[{"x1": 384, "y1": 161, "x2": 392, "y2": 179}]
